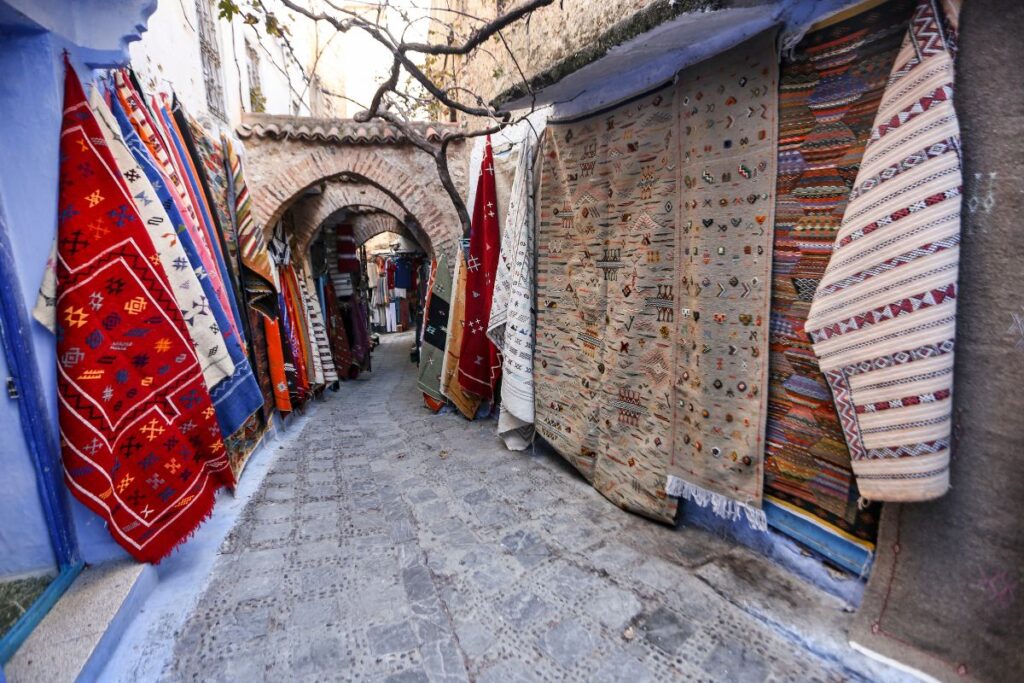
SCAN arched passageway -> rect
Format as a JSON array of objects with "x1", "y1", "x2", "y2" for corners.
[{"x1": 237, "y1": 113, "x2": 468, "y2": 262}]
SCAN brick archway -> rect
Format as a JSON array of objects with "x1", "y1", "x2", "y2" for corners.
[
  {"x1": 351, "y1": 213, "x2": 418, "y2": 249},
  {"x1": 289, "y1": 181, "x2": 425, "y2": 254},
  {"x1": 237, "y1": 114, "x2": 468, "y2": 262}
]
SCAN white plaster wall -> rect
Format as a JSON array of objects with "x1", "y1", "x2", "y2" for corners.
[{"x1": 128, "y1": 0, "x2": 317, "y2": 128}]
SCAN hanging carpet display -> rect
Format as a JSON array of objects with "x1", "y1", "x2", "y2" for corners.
[
  {"x1": 323, "y1": 279, "x2": 355, "y2": 379},
  {"x1": 487, "y1": 135, "x2": 537, "y2": 451},
  {"x1": 418, "y1": 255, "x2": 452, "y2": 407},
  {"x1": 535, "y1": 84, "x2": 680, "y2": 522},
  {"x1": 805, "y1": 0, "x2": 963, "y2": 502},
  {"x1": 140, "y1": 94, "x2": 263, "y2": 440},
  {"x1": 763, "y1": 0, "x2": 915, "y2": 549},
  {"x1": 49, "y1": 63, "x2": 231, "y2": 562},
  {"x1": 179, "y1": 112, "x2": 271, "y2": 479},
  {"x1": 847, "y1": 2, "x2": 1023, "y2": 682},
  {"x1": 299, "y1": 262, "x2": 338, "y2": 384},
  {"x1": 224, "y1": 135, "x2": 279, "y2": 314},
  {"x1": 665, "y1": 31, "x2": 779, "y2": 528},
  {"x1": 457, "y1": 137, "x2": 503, "y2": 402},
  {"x1": 440, "y1": 251, "x2": 483, "y2": 419}
]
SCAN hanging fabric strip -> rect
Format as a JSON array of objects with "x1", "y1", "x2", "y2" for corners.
[
  {"x1": 111, "y1": 71, "x2": 239, "y2": 341},
  {"x1": 664, "y1": 30, "x2": 780, "y2": 531},
  {"x1": 440, "y1": 250, "x2": 482, "y2": 420},
  {"x1": 457, "y1": 137, "x2": 502, "y2": 402},
  {"x1": 223, "y1": 133, "x2": 279, "y2": 309},
  {"x1": 487, "y1": 134, "x2": 537, "y2": 451},
  {"x1": 300, "y1": 262, "x2": 338, "y2": 384},
  {"x1": 418, "y1": 255, "x2": 452, "y2": 405},
  {"x1": 763, "y1": 0, "x2": 916, "y2": 550}
]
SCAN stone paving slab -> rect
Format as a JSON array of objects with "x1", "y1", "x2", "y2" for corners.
[{"x1": 158, "y1": 332, "x2": 912, "y2": 682}]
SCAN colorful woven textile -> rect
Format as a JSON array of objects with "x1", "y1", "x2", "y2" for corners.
[
  {"x1": 457, "y1": 137, "x2": 502, "y2": 402},
  {"x1": 52, "y1": 63, "x2": 230, "y2": 562},
  {"x1": 665, "y1": 31, "x2": 779, "y2": 528},
  {"x1": 764, "y1": 1, "x2": 913, "y2": 544},
  {"x1": 166, "y1": 104, "x2": 247, "y2": 339},
  {"x1": 145, "y1": 101, "x2": 264, "y2": 439},
  {"x1": 299, "y1": 263, "x2": 338, "y2": 384},
  {"x1": 336, "y1": 223, "x2": 360, "y2": 274},
  {"x1": 279, "y1": 266, "x2": 311, "y2": 404},
  {"x1": 110, "y1": 73, "x2": 238, "y2": 344},
  {"x1": 224, "y1": 135, "x2": 278, "y2": 312},
  {"x1": 418, "y1": 255, "x2": 451, "y2": 404},
  {"x1": 262, "y1": 309, "x2": 293, "y2": 412},
  {"x1": 323, "y1": 279, "x2": 354, "y2": 379},
  {"x1": 805, "y1": 0, "x2": 962, "y2": 501},
  {"x1": 35, "y1": 90, "x2": 238, "y2": 394},
  {"x1": 347, "y1": 294, "x2": 371, "y2": 370},
  {"x1": 296, "y1": 266, "x2": 325, "y2": 385},
  {"x1": 535, "y1": 84, "x2": 679, "y2": 522},
  {"x1": 245, "y1": 304, "x2": 276, "y2": 418},
  {"x1": 183, "y1": 115, "x2": 242, "y2": 297},
  {"x1": 487, "y1": 135, "x2": 536, "y2": 451},
  {"x1": 103, "y1": 92, "x2": 262, "y2": 442},
  {"x1": 440, "y1": 251, "x2": 482, "y2": 419}
]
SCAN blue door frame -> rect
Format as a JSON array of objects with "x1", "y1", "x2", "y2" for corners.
[{"x1": 0, "y1": 191, "x2": 83, "y2": 664}]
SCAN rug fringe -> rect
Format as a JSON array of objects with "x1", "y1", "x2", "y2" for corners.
[{"x1": 666, "y1": 475, "x2": 768, "y2": 532}]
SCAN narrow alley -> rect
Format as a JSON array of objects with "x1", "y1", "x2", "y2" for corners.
[
  {"x1": 103, "y1": 333, "x2": 904, "y2": 682},
  {"x1": 2, "y1": 1, "x2": 1021, "y2": 681}
]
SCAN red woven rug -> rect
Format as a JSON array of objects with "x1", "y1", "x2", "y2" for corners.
[{"x1": 55, "y1": 62, "x2": 231, "y2": 562}]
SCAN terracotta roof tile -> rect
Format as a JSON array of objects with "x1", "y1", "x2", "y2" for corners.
[{"x1": 237, "y1": 114, "x2": 463, "y2": 145}]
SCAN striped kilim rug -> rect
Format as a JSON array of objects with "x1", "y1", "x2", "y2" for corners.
[{"x1": 805, "y1": 0, "x2": 963, "y2": 502}]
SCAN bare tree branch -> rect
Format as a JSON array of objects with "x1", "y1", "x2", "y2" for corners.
[{"x1": 227, "y1": 0, "x2": 549, "y2": 236}]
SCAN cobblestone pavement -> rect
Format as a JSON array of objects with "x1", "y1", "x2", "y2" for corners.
[{"x1": 163, "y1": 332, "x2": 907, "y2": 682}]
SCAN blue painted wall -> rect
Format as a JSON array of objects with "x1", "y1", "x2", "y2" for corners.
[{"x1": 0, "y1": 0, "x2": 158, "y2": 575}]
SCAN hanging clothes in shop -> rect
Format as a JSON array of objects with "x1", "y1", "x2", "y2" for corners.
[
  {"x1": 487, "y1": 135, "x2": 537, "y2": 451},
  {"x1": 805, "y1": 0, "x2": 963, "y2": 503},
  {"x1": 336, "y1": 223, "x2": 360, "y2": 274},
  {"x1": 45, "y1": 62, "x2": 231, "y2": 562},
  {"x1": 329, "y1": 224, "x2": 356, "y2": 297},
  {"x1": 457, "y1": 137, "x2": 502, "y2": 402},
  {"x1": 347, "y1": 293, "x2": 372, "y2": 370}
]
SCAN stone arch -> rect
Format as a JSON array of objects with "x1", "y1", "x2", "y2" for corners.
[{"x1": 248, "y1": 145, "x2": 464, "y2": 261}]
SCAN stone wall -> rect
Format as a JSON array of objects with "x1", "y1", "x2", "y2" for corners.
[{"x1": 429, "y1": 0, "x2": 723, "y2": 109}]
